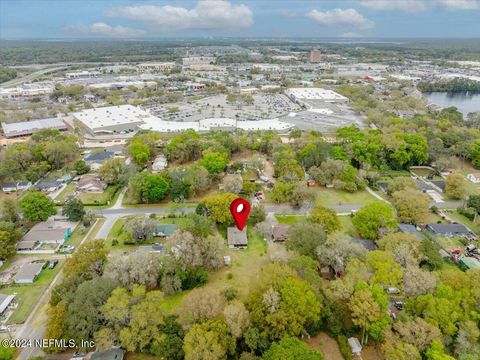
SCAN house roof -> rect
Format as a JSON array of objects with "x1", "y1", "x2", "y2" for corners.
[
  {"x1": 138, "y1": 243, "x2": 165, "y2": 254},
  {"x1": 352, "y1": 238, "x2": 377, "y2": 251},
  {"x1": 16, "y1": 240, "x2": 38, "y2": 250},
  {"x1": 35, "y1": 179, "x2": 62, "y2": 190},
  {"x1": 460, "y1": 257, "x2": 480, "y2": 270},
  {"x1": 13, "y1": 263, "x2": 44, "y2": 282},
  {"x1": 77, "y1": 175, "x2": 105, "y2": 190},
  {"x1": 0, "y1": 293, "x2": 16, "y2": 314},
  {"x1": 398, "y1": 223, "x2": 423, "y2": 240},
  {"x1": 84, "y1": 151, "x2": 114, "y2": 163},
  {"x1": 426, "y1": 223, "x2": 472, "y2": 236},
  {"x1": 22, "y1": 220, "x2": 76, "y2": 243},
  {"x1": 227, "y1": 227, "x2": 248, "y2": 246},
  {"x1": 272, "y1": 224, "x2": 289, "y2": 241}
]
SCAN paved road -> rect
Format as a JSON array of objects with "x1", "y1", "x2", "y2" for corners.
[
  {"x1": 93, "y1": 204, "x2": 362, "y2": 239},
  {"x1": 16, "y1": 221, "x2": 100, "y2": 360}
]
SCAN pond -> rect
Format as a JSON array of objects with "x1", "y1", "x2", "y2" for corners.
[{"x1": 423, "y1": 92, "x2": 480, "y2": 118}]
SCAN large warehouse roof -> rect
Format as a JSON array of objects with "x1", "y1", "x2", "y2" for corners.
[
  {"x1": 2, "y1": 118, "x2": 67, "y2": 138},
  {"x1": 286, "y1": 88, "x2": 348, "y2": 101},
  {"x1": 73, "y1": 105, "x2": 155, "y2": 134},
  {"x1": 74, "y1": 105, "x2": 294, "y2": 134}
]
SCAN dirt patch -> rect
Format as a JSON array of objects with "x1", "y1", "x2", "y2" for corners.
[
  {"x1": 305, "y1": 332, "x2": 344, "y2": 360},
  {"x1": 361, "y1": 345, "x2": 384, "y2": 360}
]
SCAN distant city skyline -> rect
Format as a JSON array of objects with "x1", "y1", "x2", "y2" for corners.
[{"x1": 1, "y1": 0, "x2": 480, "y2": 40}]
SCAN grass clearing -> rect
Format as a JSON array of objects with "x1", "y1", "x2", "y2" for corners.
[
  {"x1": 203, "y1": 228, "x2": 268, "y2": 299},
  {"x1": 79, "y1": 185, "x2": 118, "y2": 206},
  {"x1": 275, "y1": 215, "x2": 304, "y2": 224},
  {"x1": 313, "y1": 188, "x2": 377, "y2": 206}
]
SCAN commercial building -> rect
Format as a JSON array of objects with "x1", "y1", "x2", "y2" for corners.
[
  {"x1": 182, "y1": 56, "x2": 216, "y2": 66},
  {"x1": 310, "y1": 49, "x2": 321, "y2": 63},
  {"x1": 1, "y1": 118, "x2": 67, "y2": 138},
  {"x1": 286, "y1": 88, "x2": 348, "y2": 103},
  {"x1": 65, "y1": 71, "x2": 100, "y2": 79},
  {"x1": 137, "y1": 62, "x2": 176, "y2": 72},
  {"x1": 73, "y1": 105, "x2": 155, "y2": 135}
]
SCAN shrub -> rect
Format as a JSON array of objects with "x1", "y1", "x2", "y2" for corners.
[{"x1": 337, "y1": 335, "x2": 352, "y2": 360}]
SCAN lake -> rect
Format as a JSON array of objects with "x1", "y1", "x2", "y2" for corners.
[{"x1": 423, "y1": 92, "x2": 480, "y2": 118}]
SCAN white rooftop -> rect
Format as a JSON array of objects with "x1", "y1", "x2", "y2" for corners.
[
  {"x1": 73, "y1": 105, "x2": 155, "y2": 132},
  {"x1": 2, "y1": 118, "x2": 66, "y2": 137},
  {"x1": 287, "y1": 88, "x2": 348, "y2": 101}
]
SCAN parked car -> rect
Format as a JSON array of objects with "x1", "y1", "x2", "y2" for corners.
[
  {"x1": 394, "y1": 301, "x2": 404, "y2": 310},
  {"x1": 386, "y1": 287, "x2": 401, "y2": 295},
  {"x1": 48, "y1": 260, "x2": 59, "y2": 269}
]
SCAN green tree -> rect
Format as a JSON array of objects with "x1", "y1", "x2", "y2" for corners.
[
  {"x1": 130, "y1": 140, "x2": 151, "y2": 166},
  {"x1": 349, "y1": 287, "x2": 383, "y2": 344},
  {"x1": 183, "y1": 319, "x2": 234, "y2": 360},
  {"x1": 468, "y1": 140, "x2": 480, "y2": 168},
  {"x1": 198, "y1": 192, "x2": 237, "y2": 224},
  {"x1": 98, "y1": 158, "x2": 126, "y2": 185},
  {"x1": 445, "y1": 173, "x2": 466, "y2": 200},
  {"x1": 64, "y1": 277, "x2": 117, "y2": 344},
  {"x1": 392, "y1": 188, "x2": 430, "y2": 225},
  {"x1": 0, "y1": 198, "x2": 18, "y2": 224},
  {"x1": 0, "y1": 221, "x2": 21, "y2": 260},
  {"x1": 263, "y1": 337, "x2": 323, "y2": 360},
  {"x1": 308, "y1": 204, "x2": 341, "y2": 233},
  {"x1": 366, "y1": 251, "x2": 404, "y2": 289},
  {"x1": 62, "y1": 196, "x2": 85, "y2": 221},
  {"x1": 352, "y1": 202, "x2": 397, "y2": 240},
  {"x1": 286, "y1": 222, "x2": 327, "y2": 258},
  {"x1": 73, "y1": 160, "x2": 90, "y2": 175},
  {"x1": 19, "y1": 191, "x2": 56, "y2": 222},
  {"x1": 426, "y1": 340, "x2": 456, "y2": 360},
  {"x1": 199, "y1": 152, "x2": 229, "y2": 174}
]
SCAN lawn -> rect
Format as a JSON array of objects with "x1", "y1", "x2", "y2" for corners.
[
  {"x1": 55, "y1": 182, "x2": 75, "y2": 203},
  {"x1": 199, "y1": 228, "x2": 268, "y2": 301},
  {"x1": 106, "y1": 215, "x2": 189, "y2": 252},
  {"x1": 275, "y1": 215, "x2": 304, "y2": 224},
  {"x1": 313, "y1": 188, "x2": 377, "y2": 206},
  {"x1": 2, "y1": 264, "x2": 62, "y2": 324},
  {"x1": 79, "y1": 185, "x2": 118, "y2": 206}
]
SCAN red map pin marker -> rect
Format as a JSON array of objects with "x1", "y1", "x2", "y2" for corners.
[{"x1": 230, "y1": 198, "x2": 251, "y2": 231}]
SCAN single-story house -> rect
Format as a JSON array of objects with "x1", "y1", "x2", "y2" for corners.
[
  {"x1": 426, "y1": 223, "x2": 474, "y2": 238},
  {"x1": 137, "y1": 243, "x2": 165, "y2": 254},
  {"x1": 152, "y1": 154, "x2": 168, "y2": 173},
  {"x1": 0, "y1": 293, "x2": 16, "y2": 316},
  {"x1": 227, "y1": 227, "x2": 248, "y2": 249},
  {"x1": 77, "y1": 175, "x2": 106, "y2": 193},
  {"x1": 84, "y1": 151, "x2": 115, "y2": 170},
  {"x1": 272, "y1": 224, "x2": 289, "y2": 242},
  {"x1": 1, "y1": 181, "x2": 32, "y2": 192},
  {"x1": 17, "y1": 220, "x2": 76, "y2": 252},
  {"x1": 13, "y1": 263, "x2": 44, "y2": 284},
  {"x1": 467, "y1": 173, "x2": 480, "y2": 184},
  {"x1": 35, "y1": 179, "x2": 62, "y2": 193},
  {"x1": 398, "y1": 223, "x2": 423, "y2": 241},
  {"x1": 377, "y1": 182, "x2": 390, "y2": 193},
  {"x1": 153, "y1": 223, "x2": 177, "y2": 238},
  {"x1": 91, "y1": 348, "x2": 125, "y2": 360},
  {"x1": 1, "y1": 183, "x2": 16, "y2": 192},
  {"x1": 351, "y1": 238, "x2": 377, "y2": 251}
]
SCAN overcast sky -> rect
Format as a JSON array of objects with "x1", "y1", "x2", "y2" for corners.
[{"x1": 1, "y1": 0, "x2": 480, "y2": 39}]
